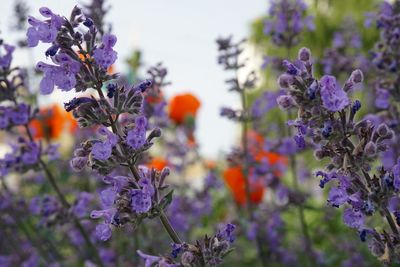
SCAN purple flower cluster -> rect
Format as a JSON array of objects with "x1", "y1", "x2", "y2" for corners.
[
  {"x1": 36, "y1": 53, "x2": 81, "y2": 94},
  {"x1": 369, "y1": 1, "x2": 400, "y2": 108},
  {"x1": 264, "y1": 0, "x2": 314, "y2": 47},
  {"x1": 138, "y1": 223, "x2": 236, "y2": 266},
  {"x1": 0, "y1": 103, "x2": 30, "y2": 129},
  {"x1": 26, "y1": 7, "x2": 64, "y2": 47},
  {"x1": 320, "y1": 18, "x2": 369, "y2": 77},
  {"x1": 28, "y1": 7, "x2": 118, "y2": 94},
  {"x1": 279, "y1": 47, "x2": 400, "y2": 262}
]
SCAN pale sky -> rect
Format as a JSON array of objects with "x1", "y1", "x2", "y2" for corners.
[{"x1": 0, "y1": 0, "x2": 267, "y2": 158}]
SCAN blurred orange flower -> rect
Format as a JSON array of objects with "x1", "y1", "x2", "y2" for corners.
[
  {"x1": 169, "y1": 93, "x2": 201, "y2": 124},
  {"x1": 147, "y1": 157, "x2": 168, "y2": 171},
  {"x1": 29, "y1": 104, "x2": 77, "y2": 140},
  {"x1": 223, "y1": 131, "x2": 288, "y2": 205},
  {"x1": 205, "y1": 159, "x2": 217, "y2": 170},
  {"x1": 223, "y1": 166, "x2": 264, "y2": 205}
]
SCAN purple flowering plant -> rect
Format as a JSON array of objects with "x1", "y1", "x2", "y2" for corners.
[
  {"x1": 3, "y1": 0, "x2": 400, "y2": 266},
  {"x1": 24, "y1": 4, "x2": 236, "y2": 267}
]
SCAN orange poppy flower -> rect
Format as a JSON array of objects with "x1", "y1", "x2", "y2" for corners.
[
  {"x1": 168, "y1": 93, "x2": 201, "y2": 124},
  {"x1": 223, "y1": 166, "x2": 264, "y2": 205},
  {"x1": 147, "y1": 157, "x2": 168, "y2": 171},
  {"x1": 204, "y1": 160, "x2": 217, "y2": 170},
  {"x1": 29, "y1": 104, "x2": 77, "y2": 140}
]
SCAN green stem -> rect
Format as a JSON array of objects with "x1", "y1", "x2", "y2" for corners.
[
  {"x1": 239, "y1": 89, "x2": 254, "y2": 218},
  {"x1": 238, "y1": 79, "x2": 268, "y2": 267},
  {"x1": 286, "y1": 112, "x2": 314, "y2": 267}
]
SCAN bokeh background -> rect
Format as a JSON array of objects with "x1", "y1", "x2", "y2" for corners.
[{"x1": 0, "y1": 0, "x2": 268, "y2": 158}]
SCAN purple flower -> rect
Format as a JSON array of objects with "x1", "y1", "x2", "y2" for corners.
[
  {"x1": 98, "y1": 126, "x2": 118, "y2": 146},
  {"x1": 0, "y1": 44, "x2": 15, "y2": 69},
  {"x1": 217, "y1": 223, "x2": 236, "y2": 243},
  {"x1": 95, "y1": 223, "x2": 112, "y2": 241},
  {"x1": 26, "y1": 7, "x2": 64, "y2": 47},
  {"x1": 100, "y1": 188, "x2": 116, "y2": 207},
  {"x1": 137, "y1": 250, "x2": 161, "y2": 267},
  {"x1": 316, "y1": 171, "x2": 336, "y2": 188},
  {"x1": 392, "y1": 158, "x2": 400, "y2": 190},
  {"x1": 131, "y1": 189, "x2": 152, "y2": 213},
  {"x1": 320, "y1": 75, "x2": 350, "y2": 112},
  {"x1": 0, "y1": 108, "x2": 10, "y2": 129},
  {"x1": 10, "y1": 103, "x2": 30, "y2": 125},
  {"x1": 36, "y1": 53, "x2": 81, "y2": 94},
  {"x1": 252, "y1": 90, "x2": 284, "y2": 118},
  {"x1": 22, "y1": 142, "x2": 40, "y2": 165},
  {"x1": 90, "y1": 208, "x2": 116, "y2": 223},
  {"x1": 388, "y1": 196, "x2": 400, "y2": 212},
  {"x1": 293, "y1": 134, "x2": 305, "y2": 149},
  {"x1": 91, "y1": 141, "x2": 112, "y2": 161},
  {"x1": 126, "y1": 116, "x2": 147, "y2": 150},
  {"x1": 102, "y1": 175, "x2": 129, "y2": 193},
  {"x1": 375, "y1": 88, "x2": 390, "y2": 109},
  {"x1": 327, "y1": 187, "x2": 348, "y2": 207},
  {"x1": 45, "y1": 144, "x2": 60, "y2": 161},
  {"x1": 343, "y1": 208, "x2": 365, "y2": 229},
  {"x1": 73, "y1": 192, "x2": 93, "y2": 217},
  {"x1": 93, "y1": 34, "x2": 118, "y2": 69}
]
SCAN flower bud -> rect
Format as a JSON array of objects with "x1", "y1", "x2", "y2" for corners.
[
  {"x1": 70, "y1": 156, "x2": 88, "y2": 171},
  {"x1": 278, "y1": 74, "x2": 294, "y2": 89},
  {"x1": 376, "y1": 123, "x2": 389, "y2": 137},
  {"x1": 147, "y1": 128, "x2": 162, "y2": 141},
  {"x1": 350, "y1": 69, "x2": 364, "y2": 83},
  {"x1": 277, "y1": 95, "x2": 294, "y2": 109},
  {"x1": 181, "y1": 251, "x2": 195, "y2": 266},
  {"x1": 368, "y1": 239, "x2": 385, "y2": 257},
  {"x1": 364, "y1": 141, "x2": 377, "y2": 157},
  {"x1": 351, "y1": 100, "x2": 361, "y2": 114},
  {"x1": 298, "y1": 47, "x2": 311, "y2": 62},
  {"x1": 73, "y1": 148, "x2": 88, "y2": 157},
  {"x1": 314, "y1": 149, "x2": 326, "y2": 160},
  {"x1": 159, "y1": 167, "x2": 170, "y2": 188}
]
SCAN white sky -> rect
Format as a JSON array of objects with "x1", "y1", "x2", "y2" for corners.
[{"x1": 0, "y1": 0, "x2": 267, "y2": 158}]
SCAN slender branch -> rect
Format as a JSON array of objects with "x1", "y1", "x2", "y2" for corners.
[
  {"x1": 383, "y1": 208, "x2": 400, "y2": 237},
  {"x1": 286, "y1": 112, "x2": 314, "y2": 267},
  {"x1": 239, "y1": 89, "x2": 254, "y2": 218},
  {"x1": 237, "y1": 71, "x2": 269, "y2": 266}
]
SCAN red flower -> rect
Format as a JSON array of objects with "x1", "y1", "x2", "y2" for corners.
[
  {"x1": 168, "y1": 93, "x2": 201, "y2": 124},
  {"x1": 223, "y1": 166, "x2": 264, "y2": 205},
  {"x1": 29, "y1": 104, "x2": 77, "y2": 140},
  {"x1": 223, "y1": 131, "x2": 288, "y2": 205},
  {"x1": 147, "y1": 157, "x2": 168, "y2": 171}
]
